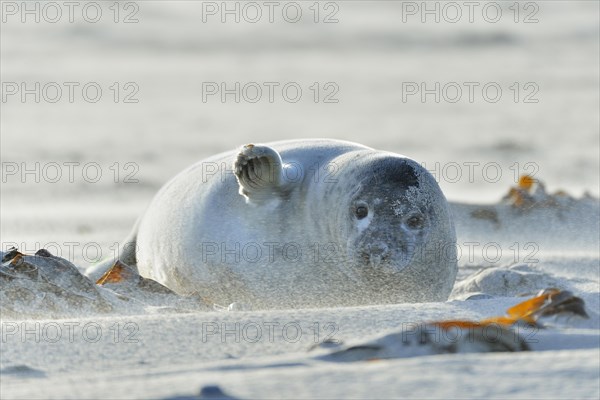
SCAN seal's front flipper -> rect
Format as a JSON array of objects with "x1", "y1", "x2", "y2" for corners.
[{"x1": 234, "y1": 144, "x2": 298, "y2": 204}]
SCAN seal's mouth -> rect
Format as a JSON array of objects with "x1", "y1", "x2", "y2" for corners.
[
  {"x1": 352, "y1": 243, "x2": 416, "y2": 274},
  {"x1": 335, "y1": 242, "x2": 417, "y2": 284}
]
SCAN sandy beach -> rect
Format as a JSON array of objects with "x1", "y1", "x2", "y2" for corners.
[{"x1": 1, "y1": 1, "x2": 599, "y2": 398}]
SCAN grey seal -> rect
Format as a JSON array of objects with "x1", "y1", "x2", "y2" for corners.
[{"x1": 89, "y1": 139, "x2": 457, "y2": 309}]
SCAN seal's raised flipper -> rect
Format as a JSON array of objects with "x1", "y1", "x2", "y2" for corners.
[{"x1": 234, "y1": 144, "x2": 299, "y2": 204}]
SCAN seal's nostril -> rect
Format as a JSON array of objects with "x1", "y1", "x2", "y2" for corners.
[
  {"x1": 372, "y1": 245, "x2": 389, "y2": 256},
  {"x1": 359, "y1": 245, "x2": 392, "y2": 267}
]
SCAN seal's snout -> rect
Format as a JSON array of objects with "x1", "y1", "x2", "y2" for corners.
[
  {"x1": 354, "y1": 234, "x2": 418, "y2": 273},
  {"x1": 361, "y1": 243, "x2": 390, "y2": 267}
]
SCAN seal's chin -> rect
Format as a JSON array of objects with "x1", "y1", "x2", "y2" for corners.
[
  {"x1": 376, "y1": 259, "x2": 411, "y2": 276},
  {"x1": 370, "y1": 255, "x2": 413, "y2": 275}
]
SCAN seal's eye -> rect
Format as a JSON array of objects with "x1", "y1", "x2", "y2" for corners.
[
  {"x1": 354, "y1": 205, "x2": 369, "y2": 219},
  {"x1": 406, "y1": 214, "x2": 424, "y2": 229}
]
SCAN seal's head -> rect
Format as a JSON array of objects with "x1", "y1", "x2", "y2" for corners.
[
  {"x1": 319, "y1": 151, "x2": 457, "y2": 300},
  {"x1": 348, "y1": 160, "x2": 430, "y2": 275}
]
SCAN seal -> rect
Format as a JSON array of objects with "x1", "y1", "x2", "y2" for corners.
[{"x1": 90, "y1": 139, "x2": 457, "y2": 308}]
